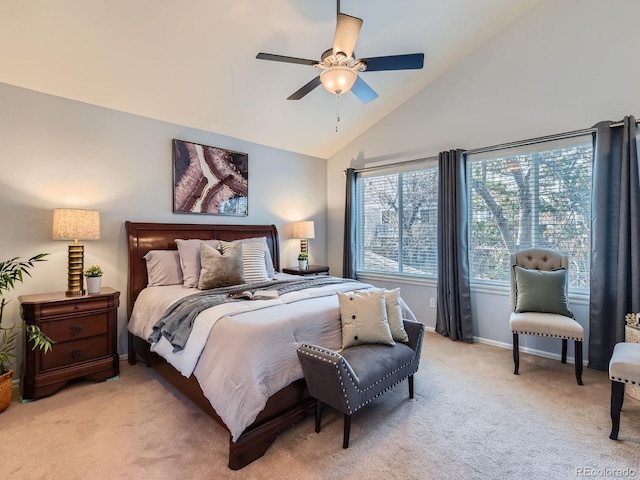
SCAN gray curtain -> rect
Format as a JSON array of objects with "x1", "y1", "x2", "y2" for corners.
[
  {"x1": 436, "y1": 149, "x2": 474, "y2": 342},
  {"x1": 343, "y1": 168, "x2": 357, "y2": 279},
  {"x1": 589, "y1": 116, "x2": 640, "y2": 370}
]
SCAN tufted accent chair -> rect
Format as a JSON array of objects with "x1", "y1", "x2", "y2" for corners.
[
  {"x1": 297, "y1": 319, "x2": 424, "y2": 448},
  {"x1": 609, "y1": 342, "x2": 640, "y2": 439},
  {"x1": 509, "y1": 248, "x2": 584, "y2": 385}
]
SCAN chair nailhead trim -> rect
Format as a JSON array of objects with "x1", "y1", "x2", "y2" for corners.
[
  {"x1": 610, "y1": 376, "x2": 640, "y2": 385},
  {"x1": 511, "y1": 330, "x2": 583, "y2": 341}
]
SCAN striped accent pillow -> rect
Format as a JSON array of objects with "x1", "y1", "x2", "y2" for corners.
[{"x1": 219, "y1": 240, "x2": 269, "y2": 283}]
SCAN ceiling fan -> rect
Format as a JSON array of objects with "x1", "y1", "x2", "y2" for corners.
[{"x1": 256, "y1": 1, "x2": 424, "y2": 104}]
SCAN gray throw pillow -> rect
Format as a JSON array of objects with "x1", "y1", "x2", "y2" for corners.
[
  {"x1": 198, "y1": 242, "x2": 245, "y2": 290},
  {"x1": 514, "y1": 265, "x2": 573, "y2": 318},
  {"x1": 338, "y1": 290, "x2": 395, "y2": 348}
]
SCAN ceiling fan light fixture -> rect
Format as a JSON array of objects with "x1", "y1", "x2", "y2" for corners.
[{"x1": 320, "y1": 66, "x2": 357, "y2": 95}]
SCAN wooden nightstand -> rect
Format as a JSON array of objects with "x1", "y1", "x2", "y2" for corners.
[
  {"x1": 282, "y1": 265, "x2": 330, "y2": 276},
  {"x1": 19, "y1": 287, "x2": 120, "y2": 400}
]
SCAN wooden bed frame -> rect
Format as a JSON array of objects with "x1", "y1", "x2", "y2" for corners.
[{"x1": 125, "y1": 221, "x2": 314, "y2": 470}]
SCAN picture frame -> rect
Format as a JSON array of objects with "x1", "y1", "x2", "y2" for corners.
[{"x1": 172, "y1": 139, "x2": 248, "y2": 215}]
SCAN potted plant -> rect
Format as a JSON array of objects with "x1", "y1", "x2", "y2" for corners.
[
  {"x1": 0, "y1": 254, "x2": 54, "y2": 412},
  {"x1": 84, "y1": 265, "x2": 103, "y2": 295},
  {"x1": 297, "y1": 252, "x2": 308, "y2": 270}
]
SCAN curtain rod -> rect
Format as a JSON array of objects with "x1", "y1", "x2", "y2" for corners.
[{"x1": 349, "y1": 118, "x2": 637, "y2": 174}]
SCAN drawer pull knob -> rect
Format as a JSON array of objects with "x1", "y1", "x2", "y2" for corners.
[
  {"x1": 70, "y1": 326, "x2": 82, "y2": 336},
  {"x1": 74, "y1": 304, "x2": 80, "y2": 310},
  {"x1": 71, "y1": 350, "x2": 82, "y2": 359}
]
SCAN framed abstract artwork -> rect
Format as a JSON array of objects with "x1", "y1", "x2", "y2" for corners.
[{"x1": 172, "y1": 139, "x2": 248, "y2": 215}]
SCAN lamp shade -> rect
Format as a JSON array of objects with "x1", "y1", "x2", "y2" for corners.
[
  {"x1": 320, "y1": 66, "x2": 357, "y2": 95},
  {"x1": 52, "y1": 208, "x2": 100, "y2": 241},
  {"x1": 291, "y1": 221, "x2": 315, "y2": 240}
]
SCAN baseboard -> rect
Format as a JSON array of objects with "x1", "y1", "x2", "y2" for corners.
[{"x1": 424, "y1": 325, "x2": 586, "y2": 366}]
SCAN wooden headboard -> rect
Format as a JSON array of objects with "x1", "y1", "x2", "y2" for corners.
[{"x1": 125, "y1": 221, "x2": 280, "y2": 317}]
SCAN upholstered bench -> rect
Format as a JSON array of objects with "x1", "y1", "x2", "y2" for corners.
[
  {"x1": 609, "y1": 342, "x2": 640, "y2": 440},
  {"x1": 297, "y1": 318, "x2": 425, "y2": 448}
]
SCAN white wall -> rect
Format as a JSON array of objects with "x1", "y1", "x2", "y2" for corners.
[
  {"x1": 327, "y1": 0, "x2": 640, "y2": 361},
  {"x1": 0, "y1": 82, "x2": 327, "y2": 374}
]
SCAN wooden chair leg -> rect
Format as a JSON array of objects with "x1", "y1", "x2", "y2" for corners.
[
  {"x1": 315, "y1": 400, "x2": 322, "y2": 433},
  {"x1": 575, "y1": 340, "x2": 583, "y2": 386},
  {"x1": 408, "y1": 375, "x2": 414, "y2": 399},
  {"x1": 343, "y1": 414, "x2": 351, "y2": 449},
  {"x1": 610, "y1": 381, "x2": 625, "y2": 440},
  {"x1": 513, "y1": 333, "x2": 519, "y2": 375},
  {"x1": 561, "y1": 339, "x2": 568, "y2": 364}
]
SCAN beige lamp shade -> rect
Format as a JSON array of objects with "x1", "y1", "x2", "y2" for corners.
[
  {"x1": 291, "y1": 221, "x2": 315, "y2": 240},
  {"x1": 291, "y1": 221, "x2": 315, "y2": 257},
  {"x1": 52, "y1": 208, "x2": 100, "y2": 297},
  {"x1": 52, "y1": 208, "x2": 100, "y2": 242}
]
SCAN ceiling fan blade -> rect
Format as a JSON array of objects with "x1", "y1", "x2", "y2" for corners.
[
  {"x1": 287, "y1": 76, "x2": 322, "y2": 100},
  {"x1": 333, "y1": 13, "x2": 363, "y2": 59},
  {"x1": 256, "y1": 53, "x2": 317, "y2": 67},
  {"x1": 361, "y1": 53, "x2": 425, "y2": 72},
  {"x1": 350, "y1": 76, "x2": 378, "y2": 104}
]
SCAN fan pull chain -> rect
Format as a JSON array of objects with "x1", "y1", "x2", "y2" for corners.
[{"x1": 335, "y1": 93, "x2": 341, "y2": 133}]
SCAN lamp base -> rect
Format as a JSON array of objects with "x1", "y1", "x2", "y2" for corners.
[{"x1": 65, "y1": 245, "x2": 85, "y2": 297}]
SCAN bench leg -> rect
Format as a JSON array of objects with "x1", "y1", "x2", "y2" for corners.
[
  {"x1": 513, "y1": 333, "x2": 519, "y2": 375},
  {"x1": 408, "y1": 375, "x2": 414, "y2": 399},
  {"x1": 561, "y1": 339, "x2": 568, "y2": 364},
  {"x1": 610, "y1": 381, "x2": 625, "y2": 440},
  {"x1": 343, "y1": 414, "x2": 351, "y2": 449},
  {"x1": 315, "y1": 400, "x2": 322, "y2": 433},
  {"x1": 575, "y1": 341, "x2": 583, "y2": 386}
]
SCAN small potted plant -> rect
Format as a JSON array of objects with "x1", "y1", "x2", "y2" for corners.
[
  {"x1": 84, "y1": 265, "x2": 103, "y2": 295},
  {"x1": 297, "y1": 252, "x2": 308, "y2": 270},
  {"x1": 0, "y1": 254, "x2": 54, "y2": 412}
]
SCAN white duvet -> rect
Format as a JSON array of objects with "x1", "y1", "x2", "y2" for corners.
[{"x1": 128, "y1": 274, "x2": 415, "y2": 441}]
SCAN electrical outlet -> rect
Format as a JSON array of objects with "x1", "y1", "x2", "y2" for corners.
[{"x1": 429, "y1": 298, "x2": 436, "y2": 308}]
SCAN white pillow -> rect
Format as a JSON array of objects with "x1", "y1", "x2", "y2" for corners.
[
  {"x1": 338, "y1": 290, "x2": 395, "y2": 349},
  {"x1": 219, "y1": 239, "x2": 269, "y2": 283},
  {"x1": 175, "y1": 239, "x2": 220, "y2": 288},
  {"x1": 144, "y1": 250, "x2": 183, "y2": 286},
  {"x1": 384, "y1": 289, "x2": 409, "y2": 342},
  {"x1": 232, "y1": 237, "x2": 275, "y2": 278},
  {"x1": 357, "y1": 288, "x2": 409, "y2": 342}
]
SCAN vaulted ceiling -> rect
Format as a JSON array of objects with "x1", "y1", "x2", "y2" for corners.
[{"x1": 0, "y1": 0, "x2": 541, "y2": 158}]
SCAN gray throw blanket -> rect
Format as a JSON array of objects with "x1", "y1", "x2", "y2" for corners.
[{"x1": 148, "y1": 276, "x2": 349, "y2": 352}]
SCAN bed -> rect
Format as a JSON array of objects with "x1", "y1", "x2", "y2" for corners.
[{"x1": 125, "y1": 221, "x2": 373, "y2": 469}]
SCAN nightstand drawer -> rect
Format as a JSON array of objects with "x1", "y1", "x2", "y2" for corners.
[
  {"x1": 41, "y1": 314, "x2": 108, "y2": 342},
  {"x1": 40, "y1": 336, "x2": 108, "y2": 371},
  {"x1": 38, "y1": 297, "x2": 110, "y2": 318}
]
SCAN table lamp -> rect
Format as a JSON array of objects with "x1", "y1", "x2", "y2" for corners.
[
  {"x1": 291, "y1": 220, "x2": 315, "y2": 256},
  {"x1": 52, "y1": 208, "x2": 100, "y2": 297}
]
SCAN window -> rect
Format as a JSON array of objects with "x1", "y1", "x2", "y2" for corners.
[
  {"x1": 466, "y1": 135, "x2": 593, "y2": 290},
  {"x1": 356, "y1": 163, "x2": 439, "y2": 277}
]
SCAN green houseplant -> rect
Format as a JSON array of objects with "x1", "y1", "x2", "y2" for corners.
[
  {"x1": 84, "y1": 265, "x2": 103, "y2": 277},
  {"x1": 0, "y1": 254, "x2": 54, "y2": 411}
]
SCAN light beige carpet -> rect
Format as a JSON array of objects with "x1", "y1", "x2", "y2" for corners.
[{"x1": 2, "y1": 331, "x2": 640, "y2": 480}]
